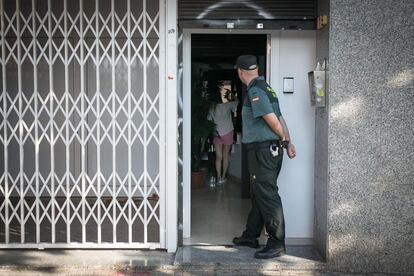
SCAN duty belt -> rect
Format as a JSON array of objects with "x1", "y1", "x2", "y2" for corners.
[{"x1": 245, "y1": 140, "x2": 282, "y2": 150}]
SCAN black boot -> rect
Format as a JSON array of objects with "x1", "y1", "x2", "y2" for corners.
[
  {"x1": 232, "y1": 235, "x2": 260, "y2": 248},
  {"x1": 254, "y1": 245, "x2": 286, "y2": 259}
]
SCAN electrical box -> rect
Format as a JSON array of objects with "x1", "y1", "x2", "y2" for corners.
[
  {"x1": 308, "y1": 70, "x2": 326, "y2": 107},
  {"x1": 283, "y1": 77, "x2": 294, "y2": 93}
]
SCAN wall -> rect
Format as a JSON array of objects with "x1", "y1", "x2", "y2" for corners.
[
  {"x1": 328, "y1": 0, "x2": 414, "y2": 273},
  {"x1": 275, "y1": 31, "x2": 316, "y2": 240},
  {"x1": 314, "y1": 0, "x2": 330, "y2": 260}
]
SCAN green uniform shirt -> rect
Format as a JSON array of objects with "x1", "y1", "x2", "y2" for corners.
[{"x1": 242, "y1": 76, "x2": 283, "y2": 143}]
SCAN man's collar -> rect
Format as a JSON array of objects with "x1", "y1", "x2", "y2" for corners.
[{"x1": 247, "y1": 76, "x2": 264, "y2": 90}]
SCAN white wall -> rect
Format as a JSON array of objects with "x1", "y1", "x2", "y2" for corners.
[{"x1": 273, "y1": 31, "x2": 316, "y2": 240}]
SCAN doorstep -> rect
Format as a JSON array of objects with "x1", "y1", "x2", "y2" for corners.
[{"x1": 174, "y1": 245, "x2": 325, "y2": 271}]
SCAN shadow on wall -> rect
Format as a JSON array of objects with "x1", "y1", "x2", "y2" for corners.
[
  {"x1": 328, "y1": 190, "x2": 414, "y2": 273},
  {"x1": 327, "y1": 66, "x2": 414, "y2": 273}
]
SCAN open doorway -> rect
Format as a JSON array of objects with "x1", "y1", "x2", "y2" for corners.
[
  {"x1": 186, "y1": 34, "x2": 268, "y2": 245},
  {"x1": 183, "y1": 30, "x2": 316, "y2": 247}
]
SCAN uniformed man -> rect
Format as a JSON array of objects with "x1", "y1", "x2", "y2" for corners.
[{"x1": 232, "y1": 55, "x2": 296, "y2": 259}]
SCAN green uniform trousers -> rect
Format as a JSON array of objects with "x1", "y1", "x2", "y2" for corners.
[{"x1": 243, "y1": 141, "x2": 285, "y2": 247}]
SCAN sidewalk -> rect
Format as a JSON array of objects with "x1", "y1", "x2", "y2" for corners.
[{"x1": 0, "y1": 245, "x2": 400, "y2": 275}]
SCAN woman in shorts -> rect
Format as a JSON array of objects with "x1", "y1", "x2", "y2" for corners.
[{"x1": 208, "y1": 89, "x2": 238, "y2": 184}]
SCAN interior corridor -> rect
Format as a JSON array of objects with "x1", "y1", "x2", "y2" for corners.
[{"x1": 185, "y1": 178, "x2": 266, "y2": 246}]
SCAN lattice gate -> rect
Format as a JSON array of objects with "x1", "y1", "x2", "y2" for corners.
[{"x1": 0, "y1": 0, "x2": 166, "y2": 248}]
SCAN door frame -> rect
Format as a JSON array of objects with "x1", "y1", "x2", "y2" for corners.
[{"x1": 182, "y1": 29, "x2": 280, "y2": 239}]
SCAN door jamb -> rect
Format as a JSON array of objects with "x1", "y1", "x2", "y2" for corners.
[{"x1": 182, "y1": 29, "x2": 279, "y2": 241}]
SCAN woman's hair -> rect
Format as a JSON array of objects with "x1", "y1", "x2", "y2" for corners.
[
  {"x1": 210, "y1": 88, "x2": 222, "y2": 103},
  {"x1": 207, "y1": 79, "x2": 223, "y2": 113},
  {"x1": 209, "y1": 90, "x2": 220, "y2": 114}
]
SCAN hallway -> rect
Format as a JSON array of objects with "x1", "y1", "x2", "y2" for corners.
[{"x1": 185, "y1": 177, "x2": 261, "y2": 246}]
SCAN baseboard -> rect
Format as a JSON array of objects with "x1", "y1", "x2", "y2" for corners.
[{"x1": 285, "y1": 238, "x2": 313, "y2": 245}]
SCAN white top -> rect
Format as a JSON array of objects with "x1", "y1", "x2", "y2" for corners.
[{"x1": 207, "y1": 100, "x2": 239, "y2": 136}]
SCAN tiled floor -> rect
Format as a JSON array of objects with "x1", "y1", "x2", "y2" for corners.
[{"x1": 184, "y1": 177, "x2": 254, "y2": 246}]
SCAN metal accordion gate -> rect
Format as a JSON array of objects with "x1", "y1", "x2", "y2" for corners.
[{"x1": 0, "y1": 0, "x2": 166, "y2": 249}]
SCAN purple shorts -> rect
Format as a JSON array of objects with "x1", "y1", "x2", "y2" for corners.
[{"x1": 213, "y1": 130, "x2": 234, "y2": 146}]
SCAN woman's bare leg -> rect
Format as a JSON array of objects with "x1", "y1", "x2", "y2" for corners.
[
  {"x1": 214, "y1": 143, "x2": 223, "y2": 179},
  {"x1": 222, "y1": 145, "x2": 231, "y2": 180}
]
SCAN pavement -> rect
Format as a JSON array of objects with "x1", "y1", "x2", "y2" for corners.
[{"x1": 0, "y1": 245, "x2": 406, "y2": 275}]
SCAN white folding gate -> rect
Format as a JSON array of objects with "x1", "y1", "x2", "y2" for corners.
[{"x1": 0, "y1": 0, "x2": 169, "y2": 249}]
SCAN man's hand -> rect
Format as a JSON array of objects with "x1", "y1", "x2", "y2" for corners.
[
  {"x1": 225, "y1": 90, "x2": 235, "y2": 101},
  {"x1": 287, "y1": 143, "x2": 296, "y2": 159}
]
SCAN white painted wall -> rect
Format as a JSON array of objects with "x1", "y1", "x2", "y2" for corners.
[{"x1": 273, "y1": 31, "x2": 316, "y2": 239}]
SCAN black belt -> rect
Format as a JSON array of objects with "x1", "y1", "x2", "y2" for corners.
[{"x1": 245, "y1": 140, "x2": 282, "y2": 150}]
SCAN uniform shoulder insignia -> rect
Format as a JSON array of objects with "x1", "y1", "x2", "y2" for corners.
[{"x1": 266, "y1": 86, "x2": 277, "y2": 98}]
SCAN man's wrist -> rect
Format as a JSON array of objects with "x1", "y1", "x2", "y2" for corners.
[{"x1": 281, "y1": 140, "x2": 290, "y2": 148}]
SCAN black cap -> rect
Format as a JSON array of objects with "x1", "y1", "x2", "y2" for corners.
[{"x1": 236, "y1": 55, "x2": 258, "y2": 70}]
